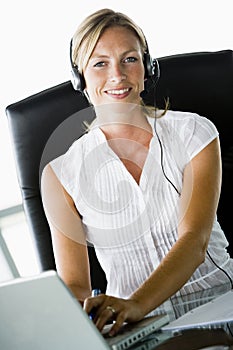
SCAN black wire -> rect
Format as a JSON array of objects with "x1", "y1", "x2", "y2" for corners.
[
  {"x1": 227, "y1": 323, "x2": 233, "y2": 337},
  {"x1": 153, "y1": 112, "x2": 180, "y2": 196},
  {"x1": 207, "y1": 250, "x2": 233, "y2": 289}
]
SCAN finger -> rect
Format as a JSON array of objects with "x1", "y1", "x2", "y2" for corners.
[
  {"x1": 95, "y1": 307, "x2": 117, "y2": 331},
  {"x1": 83, "y1": 294, "x2": 104, "y2": 315},
  {"x1": 108, "y1": 312, "x2": 126, "y2": 336},
  {"x1": 88, "y1": 296, "x2": 115, "y2": 320}
]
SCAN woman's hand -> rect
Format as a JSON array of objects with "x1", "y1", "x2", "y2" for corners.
[{"x1": 83, "y1": 294, "x2": 145, "y2": 336}]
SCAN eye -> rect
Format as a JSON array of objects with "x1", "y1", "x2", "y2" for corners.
[
  {"x1": 93, "y1": 61, "x2": 106, "y2": 67},
  {"x1": 124, "y1": 56, "x2": 138, "y2": 63}
]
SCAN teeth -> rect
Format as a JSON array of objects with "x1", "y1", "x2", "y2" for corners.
[{"x1": 107, "y1": 88, "x2": 129, "y2": 95}]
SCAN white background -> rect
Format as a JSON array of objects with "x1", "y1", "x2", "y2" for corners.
[{"x1": 0, "y1": 0, "x2": 232, "y2": 210}]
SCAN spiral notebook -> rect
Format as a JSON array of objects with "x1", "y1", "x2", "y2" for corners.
[{"x1": 0, "y1": 270, "x2": 169, "y2": 350}]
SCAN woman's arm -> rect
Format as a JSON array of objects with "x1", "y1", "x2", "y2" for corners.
[
  {"x1": 84, "y1": 136, "x2": 222, "y2": 334},
  {"x1": 130, "y1": 136, "x2": 222, "y2": 312},
  {"x1": 41, "y1": 164, "x2": 92, "y2": 304}
]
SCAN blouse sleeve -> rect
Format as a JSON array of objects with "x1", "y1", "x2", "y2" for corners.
[
  {"x1": 181, "y1": 112, "x2": 219, "y2": 160},
  {"x1": 49, "y1": 138, "x2": 83, "y2": 196}
]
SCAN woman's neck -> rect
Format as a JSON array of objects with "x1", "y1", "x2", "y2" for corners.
[
  {"x1": 100, "y1": 121, "x2": 152, "y2": 144},
  {"x1": 94, "y1": 103, "x2": 152, "y2": 139}
]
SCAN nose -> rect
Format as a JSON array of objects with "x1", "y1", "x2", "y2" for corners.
[{"x1": 109, "y1": 63, "x2": 126, "y2": 83}]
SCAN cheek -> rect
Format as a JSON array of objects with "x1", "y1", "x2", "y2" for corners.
[
  {"x1": 84, "y1": 71, "x2": 92, "y2": 90},
  {"x1": 133, "y1": 66, "x2": 145, "y2": 91},
  {"x1": 84, "y1": 88, "x2": 97, "y2": 105},
  {"x1": 84, "y1": 78, "x2": 96, "y2": 100},
  {"x1": 85, "y1": 71, "x2": 103, "y2": 93},
  {"x1": 133, "y1": 62, "x2": 145, "y2": 81}
]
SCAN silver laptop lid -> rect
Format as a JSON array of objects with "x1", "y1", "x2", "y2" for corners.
[{"x1": 0, "y1": 270, "x2": 109, "y2": 350}]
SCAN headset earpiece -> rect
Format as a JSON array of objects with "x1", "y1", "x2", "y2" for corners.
[
  {"x1": 70, "y1": 65, "x2": 86, "y2": 92},
  {"x1": 70, "y1": 39, "x2": 86, "y2": 92},
  {"x1": 142, "y1": 36, "x2": 160, "y2": 94},
  {"x1": 143, "y1": 52, "x2": 160, "y2": 84},
  {"x1": 141, "y1": 46, "x2": 160, "y2": 100}
]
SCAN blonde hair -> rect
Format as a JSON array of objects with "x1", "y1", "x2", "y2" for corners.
[{"x1": 72, "y1": 8, "x2": 148, "y2": 74}]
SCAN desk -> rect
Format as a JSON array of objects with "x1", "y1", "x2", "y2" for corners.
[{"x1": 131, "y1": 283, "x2": 233, "y2": 349}]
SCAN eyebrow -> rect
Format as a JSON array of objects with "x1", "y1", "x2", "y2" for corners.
[{"x1": 89, "y1": 49, "x2": 140, "y2": 61}]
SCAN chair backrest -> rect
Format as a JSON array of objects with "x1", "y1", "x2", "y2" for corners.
[
  {"x1": 154, "y1": 50, "x2": 233, "y2": 258},
  {"x1": 5, "y1": 50, "x2": 233, "y2": 292},
  {"x1": 5, "y1": 82, "x2": 107, "y2": 291}
]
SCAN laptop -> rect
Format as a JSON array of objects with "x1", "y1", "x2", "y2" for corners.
[{"x1": 0, "y1": 270, "x2": 169, "y2": 350}]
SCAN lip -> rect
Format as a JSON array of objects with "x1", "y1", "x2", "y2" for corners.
[{"x1": 105, "y1": 87, "x2": 131, "y2": 99}]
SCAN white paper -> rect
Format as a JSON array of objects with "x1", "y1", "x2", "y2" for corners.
[{"x1": 162, "y1": 290, "x2": 233, "y2": 331}]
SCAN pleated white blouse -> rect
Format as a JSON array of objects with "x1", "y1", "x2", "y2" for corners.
[{"x1": 50, "y1": 110, "x2": 233, "y2": 314}]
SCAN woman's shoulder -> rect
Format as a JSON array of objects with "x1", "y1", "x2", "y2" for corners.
[
  {"x1": 158, "y1": 109, "x2": 219, "y2": 160},
  {"x1": 159, "y1": 109, "x2": 202, "y2": 122},
  {"x1": 159, "y1": 109, "x2": 214, "y2": 124},
  {"x1": 157, "y1": 109, "x2": 218, "y2": 133},
  {"x1": 58, "y1": 128, "x2": 98, "y2": 158},
  {"x1": 49, "y1": 128, "x2": 101, "y2": 169}
]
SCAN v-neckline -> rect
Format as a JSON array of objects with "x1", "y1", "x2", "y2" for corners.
[{"x1": 95, "y1": 121, "x2": 155, "y2": 188}]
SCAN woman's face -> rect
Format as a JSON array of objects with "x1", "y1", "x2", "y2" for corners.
[{"x1": 83, "y1": 26, "x2": 145, "y2": 107}]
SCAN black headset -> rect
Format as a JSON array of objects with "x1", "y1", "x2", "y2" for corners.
[{"x1": 70, "y1": 38, "x2": 160, "y2": 93}]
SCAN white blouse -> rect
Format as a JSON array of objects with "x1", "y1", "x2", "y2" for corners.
[{"x1": 50, "y1": 110, "x2": 233, "y2": 313}]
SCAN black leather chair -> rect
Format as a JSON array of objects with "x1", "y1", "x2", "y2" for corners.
[{"x1": 5, "y1": 50, "x2": 233, "y2": 292}]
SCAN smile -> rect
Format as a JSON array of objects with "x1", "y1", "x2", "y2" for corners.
[{"x1": 106, "y1": 88, "x2": 130, "y2": 95}]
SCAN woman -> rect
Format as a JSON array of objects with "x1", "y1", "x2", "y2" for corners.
[{"x1": 41, "y1": 8, "x2": 233, "y2": 336}]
